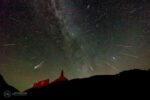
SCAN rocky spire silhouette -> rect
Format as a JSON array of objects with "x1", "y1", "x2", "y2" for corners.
[
  {"x1": 60, "y1": 70, "x2": 64, "y2": 77},
  {"x1": 52, "y1": 70, "x2": 68, "y2": 83}
]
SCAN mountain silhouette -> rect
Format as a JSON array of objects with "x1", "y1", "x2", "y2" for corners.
[
  {"x1": 25, "y1": 69, "x2": 150, "y2": 99},
  {"x1": 0, "y1": 69, "x2": 150, "y2": 99},
  {"x1": 0, "y1": 74, "x2": 18, "y2": 99}
]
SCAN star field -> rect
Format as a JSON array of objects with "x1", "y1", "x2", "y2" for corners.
[{"x1": 0, "y1": 0, "x2": 150, "y2": 91}]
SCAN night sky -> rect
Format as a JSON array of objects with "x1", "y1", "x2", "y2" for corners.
[{"x1": 0, "y1": 0, "x2": 150, "y2": 91}]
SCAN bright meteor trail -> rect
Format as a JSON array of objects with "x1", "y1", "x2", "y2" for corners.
[{"x1": 0, "y1": 0, "x2": 150, "y2": 91}]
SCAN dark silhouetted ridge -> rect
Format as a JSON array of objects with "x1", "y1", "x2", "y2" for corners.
[
  {"x1": 25, "y1": 69, "x2": 150, "y2": 99},
  {"x1": 0, "y1": 74, "x2": 18, "y2": 99},
  {"x1": 0, "y1": 69, "x2": 150, "y2": 99}
]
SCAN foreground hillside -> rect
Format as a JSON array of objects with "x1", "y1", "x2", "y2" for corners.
[{"x1": 0, "y1": 69, "x2": 150, "y2": 99}]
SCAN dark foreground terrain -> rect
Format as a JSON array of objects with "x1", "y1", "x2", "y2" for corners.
[
  {"x1": 0, "y1": 69, "x2": 150, "y2": 99},
  {"x1": 0, "y1": 74, "x2": 18, "y2": 99}
]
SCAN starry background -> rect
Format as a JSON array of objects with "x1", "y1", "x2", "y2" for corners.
[{"x1": 0, "y1": 0, "x2": 150, "y2": 91}]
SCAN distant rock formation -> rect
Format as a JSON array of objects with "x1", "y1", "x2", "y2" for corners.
[
  {"x1": 26, "y1": 69, "x2": 150, "y2": 99},
  {"x1": 51, "y1": 70, "x2": 68, "y2": 84},
  {"x1": 0, "y1": 69, "x2": 150, "y2": 99},
  {"x1": 33, "y1": 70, "x2": 68, "y2": 89},
  {"x1": 33, "y1": 79, "x2": 50, "y2": 89}
]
